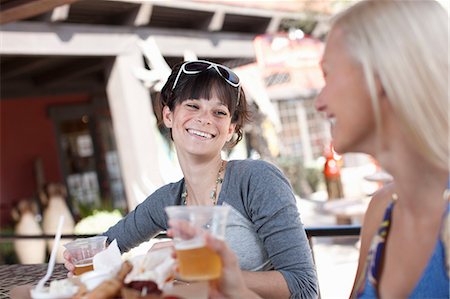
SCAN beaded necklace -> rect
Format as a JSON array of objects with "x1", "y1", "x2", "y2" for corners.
[{"x1": 181, "y1": 160, "x2": 225, "y2": 206}]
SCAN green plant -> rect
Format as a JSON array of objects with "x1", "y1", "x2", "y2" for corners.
[
  {"x1": 305, "y1": 166, "x2": 324, "y2": 192},
  {"x1": 74, "y1": 209, "x2": 123, "y2": 235},
  {"x1": 275, "y1": 156, "x2": 312, "y2": 198},
  {"x1": 0, "y1": 227, "x2": 18, "y2": 264}
]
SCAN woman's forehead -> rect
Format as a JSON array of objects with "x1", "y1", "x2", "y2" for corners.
[
  {"x1": 323, "y1": 28, "x2": 353, "y2": 67},
  {"x1": 183, "y1": 96, "x2": 229, "y2": 107},
  {"x1": 177, "y1": 74, "x2": 236, "y2": 111}
]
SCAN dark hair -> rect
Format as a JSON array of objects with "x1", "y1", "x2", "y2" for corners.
[{"x1": 157, "y1": 61, "x2": 250, "y2": 147}]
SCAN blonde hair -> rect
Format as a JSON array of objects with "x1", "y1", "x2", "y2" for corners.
[{"x1": 332, "y1": 0, "x2": 449, "y2": 170}]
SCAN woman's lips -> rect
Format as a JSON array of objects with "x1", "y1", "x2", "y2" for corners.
[{"x1": 187, "y1": 128, "x2": 214, "y2": 139}]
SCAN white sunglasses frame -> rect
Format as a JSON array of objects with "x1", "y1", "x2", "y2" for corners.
[{"x1": 171, "y1": 60, "x2": 241, "y2": 106}]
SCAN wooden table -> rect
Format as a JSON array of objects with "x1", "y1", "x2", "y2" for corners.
[
  {"x1": 0, "y1": 263, "x2": 208, "y2": 299},
  {"x1": 0, "y1": 263, "x2": 67, "y2": 298},
  {"x1": 322, "y1": 197, "x2": 370, "y2": 225}
]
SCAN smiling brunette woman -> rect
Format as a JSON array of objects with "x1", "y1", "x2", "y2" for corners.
[{"x1": 64, "y1": 60, "x2": 318, "y2": 299}]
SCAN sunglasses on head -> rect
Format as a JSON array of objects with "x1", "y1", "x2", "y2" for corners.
[{"x1": 172, "y1": 60, "x2": 241, "y2": 106}]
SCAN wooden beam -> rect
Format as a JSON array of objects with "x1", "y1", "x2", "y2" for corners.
[
  {"x1": 1, "y1": 57, "x2": 56, "y2": 80},
  {"x1": 0, "y1": 0, "x2": 79, "y2": 25},
  {"x1": 51, "y1": 4, "x2": 71, "y2": 22},
  {"x1": 266, "y1": 16, "x2": 282, "y2": 34},
  {"x1": 0, "y1": 22, "x2": 256, "y2": 58},
  {"x1": 34, "y1": 59, "x2": 106, "y2": 87},
  {"x1": 120, "y1": 0, "x2": 307, "y2": 19},
  {"x1": 133, "y1": 3, "x2": 153, "y2": 26},
  {"x1": 208, "y1": 9, "x2": 225, "y2": 31},
  {"x1": 0, "y1": 80, "x2": 103, "y2": 99}
]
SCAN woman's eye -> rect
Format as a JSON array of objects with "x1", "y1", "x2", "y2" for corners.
[
  {"x1": 186, "y1": 103, "x2": 198, "y2": 109},
  {"x1": 215, "y1": 110, "x2": 228, "y2": 116}
]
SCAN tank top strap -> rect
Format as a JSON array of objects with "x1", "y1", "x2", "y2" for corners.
[
  {"x1": 367, "y1": 200, "x2": 395, "y2": 286},
  {"x1": 352, "y1": 200, "x2": 396, "y2": 298},
  {"x1": 441, "y1": 178, "x2": 450, "y2": 276}
]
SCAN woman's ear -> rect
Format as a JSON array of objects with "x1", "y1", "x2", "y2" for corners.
[
  {"x1": 162, "y1": 106, "x2": 173, "y2": 128},
  {"x1": 227, "y1": 123, "x2": 236, "y2": 141}
]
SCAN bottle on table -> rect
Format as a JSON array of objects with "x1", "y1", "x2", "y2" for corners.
[{"x1": 323, "y1": 143, "x2": 351, "y2": 225}]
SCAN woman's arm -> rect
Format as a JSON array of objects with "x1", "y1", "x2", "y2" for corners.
[
  {"x1": 103, "y1": 182, "x2": 182, "y2": 253},
  {"x1": 244, "y1": 160, "x2": 319, "y2": 299},
  {"x1": 204, "y1": 235, "x2": 262, "y2": 299},
  {"x1": 350, "y1": 184, "x2": 394, "y2": 298},
  {"x1": 242, "y1": 270, "x2": 291, "y2": 299},
  {"x1": 168, "y1": 221, "x2": 261, "y2": 299}
]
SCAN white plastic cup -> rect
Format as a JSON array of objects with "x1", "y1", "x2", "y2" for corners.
[
  {"x1": 165, "y1": 205, "x2": 229, "y2": 281},
  {"x1": 63, "y1": 236, "x2": 107, "y2": 275}
]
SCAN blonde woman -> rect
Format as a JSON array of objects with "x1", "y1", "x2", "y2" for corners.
[
  {"x1": 170, "y1": 1, "x2": 449, "y2": 298},
  {"x1": 314, "y1": 0, "x2": 449, "y2": 297}
]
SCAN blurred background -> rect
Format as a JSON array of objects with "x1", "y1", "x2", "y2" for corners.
[{"x1": 0, "y1": 0, "x2": 389, "y2": 297}]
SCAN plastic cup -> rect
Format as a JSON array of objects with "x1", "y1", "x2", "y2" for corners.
[
  {"x1": 165, "y1": 205, "x2": 229, "y2": 281},
  {"x1": 63, "y1": 236, "x2": 107, "y2": 275}
]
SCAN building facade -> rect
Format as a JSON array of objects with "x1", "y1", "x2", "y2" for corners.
[{"x1": 0, "y1": 0, "x2": 332, "y2": 226}]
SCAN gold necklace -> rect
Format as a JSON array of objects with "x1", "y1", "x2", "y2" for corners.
[{"x1": 181, "y1": 160, "x2": 225, "y2": 206}]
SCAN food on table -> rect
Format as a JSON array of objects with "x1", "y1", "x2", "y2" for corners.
[
  {"x1": 73, "y1": 260, "x2": 132, "y2": 299},
  {"x1": 125, "y1": 247, "x2": 175, "y2": 290},
  {"x1": 32, "y1": 247, "x2": 180, "y2": 299},
  {"x1": 30, "y1": 278, "x2": 80, "y2": 299},
  {"x1": 126, "y1": 280, "x2": 161, "y2": 295}
]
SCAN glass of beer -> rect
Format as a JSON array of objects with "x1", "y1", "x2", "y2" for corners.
[
  {"x1": 63, "y1": 236, "x2": 108, "y2": 275},
  {"x1": 165, "y1": 205, "x2": 229, "y2": 281}
]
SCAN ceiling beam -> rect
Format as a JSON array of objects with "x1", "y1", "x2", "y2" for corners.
[
  {"x1": 266, "y1": 16, "x2": 282, "y2": 34},
  {"x1": 1, "y1": 57, "x2": 56, "y2": 80},
  {"x1": 33, "y1": 59, "x2": 106, "y2": 87},
  {"x1": 0, "y1": 79, "x2": 103, "y2": 99},
  {"x1": 51, "y1": 4, "x2": 71, "y2": 22},
  {"x1": 208, "y1": 9, "x2": 225, "y2": 31},
  {"x1": 0, "y1": 21, "x2": 256, "y2": 58},
  {"x1": 114, "y1": 0, "x2": 307, "y2": 19},
  {"x1": 0, "y1": 0, "x2": 79, "y2": 25},
  {"x1": 133, "y1": 3, "x2": 153, "y2": 26}
]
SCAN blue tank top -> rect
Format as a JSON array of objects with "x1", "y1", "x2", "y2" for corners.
[{"x1": 357, "y1": 200, "x2": 449, "y2": 298}]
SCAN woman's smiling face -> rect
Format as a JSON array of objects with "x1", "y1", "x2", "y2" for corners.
[
  {"x1": 163, "y1": 96, "x2": 236, "y2": 158},
  {"x1": 315, "y1": 27, "x2": 377, "y2": 154}
]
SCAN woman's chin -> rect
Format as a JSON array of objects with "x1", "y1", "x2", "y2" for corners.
[
  {"x1": 333, "y1": 140, "x2": 373, "y2": 156},
  {"x1": 332, "y1": 144, "x2": 345, "y2": 155},
  {"x1": 331, "y1": 140, "x2": 349, "y2": 155}
]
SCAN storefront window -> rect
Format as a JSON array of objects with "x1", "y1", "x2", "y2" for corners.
[{"x1": 50, "y1": 101, "x2": 127, "y2": 219}]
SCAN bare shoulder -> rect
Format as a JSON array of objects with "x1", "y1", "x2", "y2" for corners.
[
  {"x1": 359, "y1": 183, "x2": 396, "y2": 256},
  {"x1": 351, "y1": 183, "x2": 396, "y2": 296},
  {"x1": 365, "y1": 183, "x2": 394, "y2": 224},
  {"x1": 363, "y1": 183, "x2": 395, "y2": 237}
]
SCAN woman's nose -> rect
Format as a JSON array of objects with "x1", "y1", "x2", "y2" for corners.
[{"x1": 196, "y1": 110, "x2": 212, "y2": 124}]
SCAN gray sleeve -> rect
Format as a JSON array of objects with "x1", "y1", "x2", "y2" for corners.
[
  {"x1": 243, "y1": 161, "x2": 319, "y2": 299},
  {"x1": 102, "y1": 181, "x2": 182, "y2": 253}
]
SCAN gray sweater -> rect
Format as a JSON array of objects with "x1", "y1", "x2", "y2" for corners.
[{"x1": 104, "y1": 159, "x2": 318, "y2": 298}]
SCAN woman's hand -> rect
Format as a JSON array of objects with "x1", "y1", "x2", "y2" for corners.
[
  {"x1": 167, "y1": 219, "x2": 260, "y2": 299},
  {"x1": 63, "y1": 249, "x2": 75, "y2": 277},
  {"x1": 148, "y1": 240, "x2": 174, "y2": 252},
  {"x1": 205, "y1": 235, "x2": 261, "y2": 299}
]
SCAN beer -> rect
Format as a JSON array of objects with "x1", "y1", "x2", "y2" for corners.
[
  {"x1": 165, "y1": 205, "x2": 229, "y2": 281},
  {"x1": 176, "y1": 243, "x2": 222, "y2": 281},
  {"x1": 74, "y1": 259, "x2": 94, "y2": 275},
  {"x1": 64, "y1": 236, "x2": 107, "y2": 276}
]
